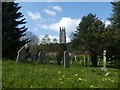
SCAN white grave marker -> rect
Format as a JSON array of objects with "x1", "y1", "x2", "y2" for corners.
[{"x1": 101, "y1": 50, "x2": 107, "y2": 71}]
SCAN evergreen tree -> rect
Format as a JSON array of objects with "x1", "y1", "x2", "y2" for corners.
[
  {"x1": 72, "y1": 13, "x2": 105, "y2": 67},
  {"x1": 2, "y1": 2, "x2": 29, "y2": 59},
  {"x1": 106, "y1": 1, "x2": 120, "y2": 68},
  {"x1": 110, "y1": 2, "x2": 120, "y2": 30},
  {"x1": 108, "y1": 2, "x2": 120, "y2": 60}
]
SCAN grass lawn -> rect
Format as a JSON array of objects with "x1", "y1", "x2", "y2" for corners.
[{"x1": 2, "y1": 60, "x2": 119, "y2": 88}]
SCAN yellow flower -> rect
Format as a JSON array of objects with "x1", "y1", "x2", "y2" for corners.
[
  {"x1": 59, "y1": 78, "x2": 62, "y2": 81},
  {"x1": 58, "y1": 71, "x2": 61, "y2": 74},
  {"x1": 74, "y1": 74, "x2": 78, "y2": 77},
  {"x1": 78, "y1": 77, "x2": 82, "y2": 81},
  {"x1": 90, "y1": 85, "x2": 93, "y2": 87},
  {"x1": 60, "y1": 82, "x2": 63, "y2": 84},
  {"x1": 105, "y1": 72, "x2": 111, "y2": 76}
]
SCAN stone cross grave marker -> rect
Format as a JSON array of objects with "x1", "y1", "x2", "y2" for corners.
[
  {"x1": 101, "y1": 50, "x2": 107, "y2": 71},
  {"x1": 75, "y1": 56, "x2": 77, "y2": 62},
  {"x1": 63, "y1": 50, "x2": 70, "y2": 68}
]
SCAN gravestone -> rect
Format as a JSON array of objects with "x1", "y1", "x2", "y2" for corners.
[
  {"x1": 63, "y1": 50, "x2": 70, "y2": 68},
  {"x1": 69, "y1": 53, "x2": 73, "y2": 64},
  {"x1": 38, "y1": 50, "x2": 46, "y2": 63},
  {"x1": 101, "y1": 50, "x2": 107, "y2": 71},
  {"x1": 75, "y1": 56, "x2": 77, "y2": 62},
  {"x1": 16, "y1": 44, "x2": 28, "y2": 62}
]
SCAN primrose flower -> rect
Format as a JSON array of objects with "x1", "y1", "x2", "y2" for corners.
[
  {"x1": 90, "y1": 85, "x2": 93, "y2": 87},
  {"x1": 60, "y1": 82, "x2": 63, "y2": 84},
  {"x1": 105, "y1": 72, "x2": 111, "y2": 76},
  {"x1": 58, "y1": 71, "x2": 61, "y2": 74},
  {"x1": 78, "y1": 77, "x2": 82, "y2": 81},
  {"x1": 59, "y1": 78, "x2": 62, "y2": 81},
  {"x1": 74, "y1": 74, "x2": 78, "y2": 77}
]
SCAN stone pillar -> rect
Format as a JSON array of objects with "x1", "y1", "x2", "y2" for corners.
[{"x1": 101, "y1": 50, "x2": 107, "y2": 71}]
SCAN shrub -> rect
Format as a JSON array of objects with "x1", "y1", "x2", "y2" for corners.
[{"x1": 56, "y1": 44, "x2": 66, "y2": 65}]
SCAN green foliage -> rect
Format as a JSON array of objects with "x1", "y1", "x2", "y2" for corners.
[
  {"x1": 71, "y1": 3, "x2": 120, "y2": 68},
  {"x1": 29, "y1": 44, "x2": 39, "y2": 61},
  {"x1": 2, "y1": 60, "x2": 119, "y2": 88},
  {"x1": 59, "y1": 44, "x2": 67, "y2": 51},
  {"x1": 56, "y1": 45, "x2": 64, "y2": 65},
  {"x1": 2, "y1": 2, "x2": 29, "y2": 59},
  {"x1": 38, "y1": 43, "x2": 59, "y2": 52},
  {"x1": 55, "y1": 44, "x2": 67, "y2": 65},
  {"x1": 49, "y1": 55, "x2": 55, "y2": 62},
  {"x1": 71, "y1": 13, "x2": 105, "y2": 67},
  {"x1": 109, "y1": 2, "x2": 120, "y2": 59},
  {"x1": 110, "y1": 2, "x2": 120, "y2": 30},
  {"x1": 105, "y1": 2, "x2": 120, "y2": 68},
  {"x1": 76, "y1": 13, "x2": 104, "y2": 53}
]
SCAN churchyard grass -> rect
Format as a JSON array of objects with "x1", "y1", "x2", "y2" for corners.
[{"x1": 2, "y1": 59, "x2": 119, "y2": 88}]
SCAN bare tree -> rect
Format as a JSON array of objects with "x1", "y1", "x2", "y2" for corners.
[
  {"x1": 40, "y1": 34, "x2": 50, "y2": 44},
  {"x1": 25, "y1": 31, "x2": 39, "y2": 45},
  {"x1": 53, "y1": 38, "x2": 58, "y2": 44}
]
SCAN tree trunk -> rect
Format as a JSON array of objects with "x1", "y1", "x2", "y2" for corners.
[{"x1": 90, "y1": 52, "x2": 97, "y2": 67}]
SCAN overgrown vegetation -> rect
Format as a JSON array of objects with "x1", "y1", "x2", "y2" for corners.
[
  {"x1": 2, "y1": 60, "x2": 119, "y2": 88},
  {"x1": 1, "y1": 1, "x2": 120, "y2": 89}
]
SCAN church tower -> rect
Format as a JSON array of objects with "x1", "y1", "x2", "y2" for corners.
[{"x1": 59, "y1": 27, "x2": 66, "y2": 44}]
